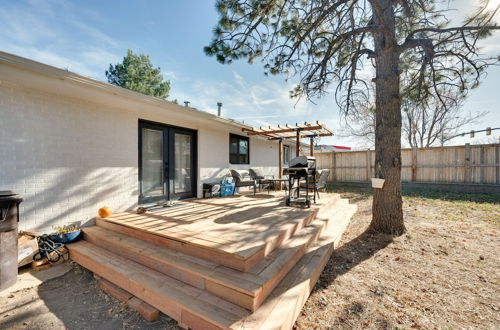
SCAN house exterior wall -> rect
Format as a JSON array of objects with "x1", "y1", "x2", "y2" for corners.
[{"x1": 0, "y1": 66, "x2": 291, "y2": 232}]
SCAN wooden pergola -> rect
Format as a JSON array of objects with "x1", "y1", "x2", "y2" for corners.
[{"x1": 242, "y1": 121, "x2": 334, "y2": 178}]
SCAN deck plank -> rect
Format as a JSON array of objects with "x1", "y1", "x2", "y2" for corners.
[
  {"x1": 70, "y1": 194, "x2": 357, "y2": 329},
  {"x1": 84, "y1": 210, "x2": 329, "y2": 311},
  {"x1": 233, "y1": 204, "x2": 357, "y2": 329},
  {"x1": 99, "y1": 194, "x2": 337, "y2": 270},
  {"x1": 68, "y1": 241, "x2": 246, "y2": 329},
  {"x1": 83, "y1": 197, "x2": 346, "y2": 311}
]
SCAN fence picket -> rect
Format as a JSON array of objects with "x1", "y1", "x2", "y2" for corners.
[{"x1": 314, "y1": 143, "x2": 499, "y2": 185}]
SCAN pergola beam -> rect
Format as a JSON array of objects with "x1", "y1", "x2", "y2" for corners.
[
  {"x1": 267, "y1": 133, "x2": 332, "y2": 140},
  {"x1": 242, "y1": 121, "x2": 334, "y2": 165},
  {"x1": 243, "y1": 125, "x2": 323, "y2": 136}
]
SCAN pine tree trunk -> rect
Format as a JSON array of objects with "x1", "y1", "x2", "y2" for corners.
[{"x1": 369, "y1": 0, "x2": 406, "y2": 235}]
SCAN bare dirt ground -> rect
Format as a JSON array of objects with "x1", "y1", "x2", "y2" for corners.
[
  {"x1": 0, "y1": 264, "x2": 178, "y2": 329},
  {"x1": 296, "y1": 186, "x2": 500, "y2": 329},
  {"x1": 1, "y1": 187, "x2": 498, "y2": 329}
]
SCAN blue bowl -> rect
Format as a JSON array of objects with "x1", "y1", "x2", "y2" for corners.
[{"x1": 51, "y1": 229, "x2": 81, "y2": 243}]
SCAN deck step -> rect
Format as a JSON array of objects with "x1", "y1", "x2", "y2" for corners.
[
  {"x1": 69, "y1": 202, "x2": 357, "y2": 330},
  {"x1": 68, "y1": 241, "x2": 249, "y2": 329},
  {"x1": 233, "y1": 203, "x2": 357, "y2": 329},
  {"x1": 82, "y1": 199, "x2": 350, "y2": 311},
  {"x1": 95, "y1": 194, "x2": 341, "y2": 272}
]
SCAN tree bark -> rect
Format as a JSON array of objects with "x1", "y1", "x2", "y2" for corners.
[{"x1": 370, "y1": 0, "x2": 406, "y2": 235}]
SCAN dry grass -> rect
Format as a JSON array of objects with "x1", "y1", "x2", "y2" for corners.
[{"x1": 295, "y1": 186, "x2": 500, "y2": 329}]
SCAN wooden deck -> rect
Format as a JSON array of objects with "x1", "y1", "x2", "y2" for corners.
[
  {"x1": 98, "y1": 193, "x2": 337, "y2": 271},
  {"x1": 69, "y1": 192, "x2": 357, "y2": 329}
]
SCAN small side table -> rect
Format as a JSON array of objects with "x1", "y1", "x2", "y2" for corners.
[{"x1": 203, "y1": 182, "x2": 221, "y2": 198}]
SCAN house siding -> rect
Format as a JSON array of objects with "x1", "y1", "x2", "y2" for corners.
[{"x1": 0, "y1": 77, "x2": 289, "y2": 232}]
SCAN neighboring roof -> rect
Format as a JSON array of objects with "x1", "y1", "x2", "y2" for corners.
[
  {"x1": 0, "y1": 51, "x2": 253, "y2": 132},
  {"x1": 315, "y1": 144, "x2": 352, "y2": 151}
]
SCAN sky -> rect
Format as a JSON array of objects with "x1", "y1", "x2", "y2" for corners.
[{"x1": 0, "y1": 0, "x2": 499, "y2": 149}]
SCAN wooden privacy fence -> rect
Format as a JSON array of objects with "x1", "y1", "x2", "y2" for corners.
[{"x1": 314, "y1": 143, "x2": 500, "y2": 185}]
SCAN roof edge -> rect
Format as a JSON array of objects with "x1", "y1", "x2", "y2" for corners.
[{"x1": 0, "y1": 50, "x2": 253, "y2": 131}]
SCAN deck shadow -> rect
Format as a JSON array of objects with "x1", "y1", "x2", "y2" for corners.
[
  {"x1": 243, "y1": 193, "x2": 278, "y2": 199},
  {"x1": 213, "y1": 202, "x2": 300, "y2": 225}
]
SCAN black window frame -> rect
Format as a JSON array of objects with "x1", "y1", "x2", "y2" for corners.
[
  {"x1": 283, "y1": 145, "x2": 290, "y2": 164},
  {"x1": 138, "y1": 119, "x2": 198, "y2": 204},
  {"x1": 229, "y1": 133, "x2": 250, "y2": 165}
]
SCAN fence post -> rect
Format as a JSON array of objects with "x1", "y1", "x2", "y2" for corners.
[
  {"x1": 480, "y1": 146, "x2": 485, "y2": 184},
  {"x1": 366, "y1": 149, "x2": 371, "y2": 181},
  {"x1": 465, "y1": 143, "x2": 471, "y2": 183},
  {"x1": 332, "y1": 151, "x2": 337, "y2": 183},
  {"x1": 411, "y1": 147, "x2": 417, "y2": 182},
  {"x1": 496, "y1": 144, "x2": 500, "y2": 184}
]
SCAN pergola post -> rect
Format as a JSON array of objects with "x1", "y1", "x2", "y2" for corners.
[
  {"x1": 278, "y1": 139, "x2": 283, "y2": 179},
  {"x1": 296, "y1": 129, "x2": 300, "y2": 157},
  {"x1": 310, "y1": 137, "x2": 314, "y2": 156},
  {"x1": 278, "y1": 139, "x2": 283, "y2": 190}
]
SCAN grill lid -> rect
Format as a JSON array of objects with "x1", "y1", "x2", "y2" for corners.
[
  {"x1": 289, "y1": 156, "x2": 316, "y2": 168},
  {"x1": 0, "y1": 191, "x2": 23, "y2": 203}
]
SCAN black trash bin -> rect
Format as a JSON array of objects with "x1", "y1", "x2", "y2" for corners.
[{"x1": 0, "y1": 191, "x2": 23, "y2": 291}]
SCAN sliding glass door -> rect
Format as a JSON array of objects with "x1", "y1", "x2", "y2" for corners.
[
  {"x1": 171, "y1": 131, "x2": 195, "y2": 199},
  {"x1": 139, "y1": 121, "x2": 196, "y2": 204},
  {"x1": 141, "y1": 127, "x2": 166, "y2": 201}
]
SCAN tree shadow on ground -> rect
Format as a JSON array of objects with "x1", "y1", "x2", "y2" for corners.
[{"x1": 312, "y1": 229, "x2": 394, "y2": 294}]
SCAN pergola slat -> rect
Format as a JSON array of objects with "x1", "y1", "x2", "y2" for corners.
[
  {"x1": 242, "y1": 122, "x2": 333, "y2": 140},
  {"x1": 241, "y1": 121, "x2": 334, "y2": 163},
  {"x1": 267, "y1": 132, "x2": 332, "y2": 140}
]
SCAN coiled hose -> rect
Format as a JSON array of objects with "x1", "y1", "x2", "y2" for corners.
[{"x1": 33, "y1": 234, "x2": 65, "y2": 263}]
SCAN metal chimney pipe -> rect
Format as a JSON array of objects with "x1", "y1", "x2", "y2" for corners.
[
  {"x1": 184, "y1": 101, "x2": 190, "y2": 107},
  {"x1": 217, "y1": 102, "x2": 223, "y2": 116}
]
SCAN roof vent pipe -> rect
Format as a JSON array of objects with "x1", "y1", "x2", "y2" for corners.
[
  {"x1": 217, "y1": 102, "x2": 223, "y2": 116},
  {"x1": 184, "y1": 101, "x2": 190, "y2": 107}
]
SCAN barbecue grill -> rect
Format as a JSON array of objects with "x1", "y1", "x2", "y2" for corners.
[{"x1": 283, "y1": 156, "x2": 316, "y2": 208}]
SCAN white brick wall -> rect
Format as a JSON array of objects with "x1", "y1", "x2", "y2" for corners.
[
  {"x1": 0, "y1": 80, "x2": 287, "y2": 233},
  {"x1": 0, "y1": 82, "x2": 138, "y2": 232}
]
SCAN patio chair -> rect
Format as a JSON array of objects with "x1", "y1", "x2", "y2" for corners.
[
  {"x1": 249, "y1": 168, "x2": 274, "y2": 191},
  {"x1": 299, "y1": 169, "x2": 330, "y2": 199},
  {"x1": 230, "y1": 169, "x2": 257, "y2": 195}
]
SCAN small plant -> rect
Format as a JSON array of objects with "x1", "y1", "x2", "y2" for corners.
[{"x1": 53, "y1": 224, "x2": 80, "y2": 234}]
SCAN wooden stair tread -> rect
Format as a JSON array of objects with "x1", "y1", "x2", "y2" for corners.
[
  {"x1": 68, "y1": 241, "x2": 249, "y2": 329},
  {"x1": 82, "y1": 226, "x2": 262, "y2": 295},
  {"x1": 233, "y1": 204, "x2": 358, "y2": 329},
  {"x1": 83, "y1": 208, "x2": 334, "y2": 311},
  {"x1": 98, "y1": 194, "x2": 340, "y2": 271},
  {"x1": 69, "y1": 199, "x2": 358, "y2": 329},
  {"x1": 225, "y1": 209, "x2": 315, "y2": 258}
]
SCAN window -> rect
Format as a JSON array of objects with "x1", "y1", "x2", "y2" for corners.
[
  {"x1": 283, "y1": 145, "x2": 290, "y2": 164},
  {"x1": 229, "y1": 134, "x2": 249, "y2": 164}
]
